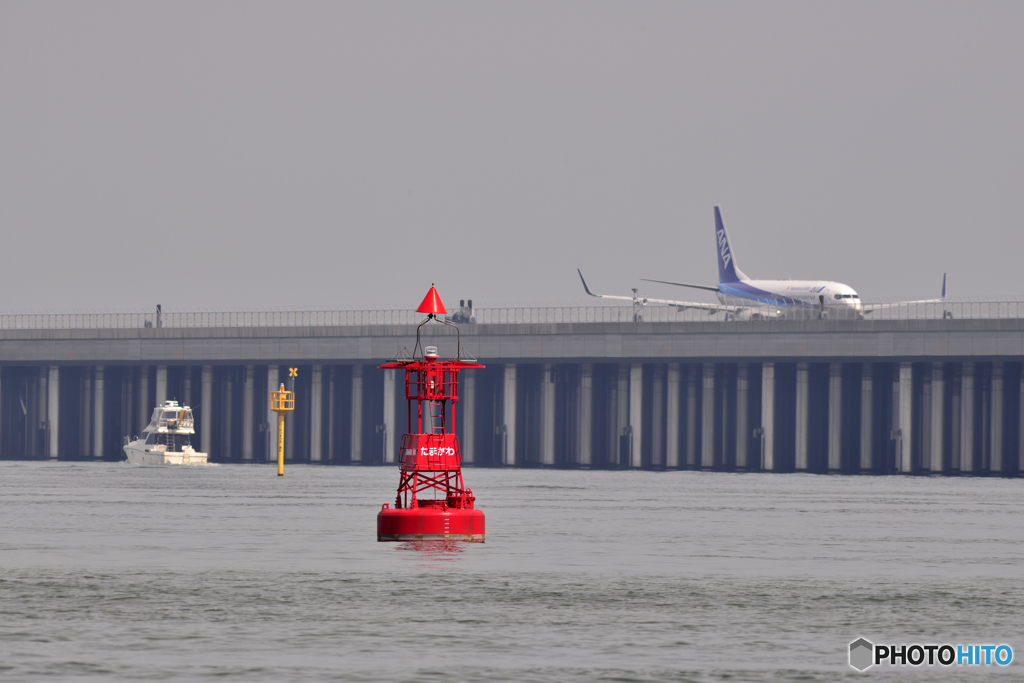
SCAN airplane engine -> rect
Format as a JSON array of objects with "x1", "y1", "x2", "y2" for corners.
[{"x1": 727, "y1": 307, "x2": 787, "y2": 321}]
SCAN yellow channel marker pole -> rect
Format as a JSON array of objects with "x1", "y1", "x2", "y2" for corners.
[
  {"x1": 276, "y1": 410, "x2": 285, "y2": 477},
  {"x1": 269, "y1": 369, "x2": 297, "y2": 477}
]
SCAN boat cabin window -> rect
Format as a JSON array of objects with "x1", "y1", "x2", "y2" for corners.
[{"x1": 146, "y1": 434, "x2": 158, "y2": 444}]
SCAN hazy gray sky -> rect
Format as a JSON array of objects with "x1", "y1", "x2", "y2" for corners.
[{"x1": 2, "y1": 2, "x2": 1022, "y2": 310}]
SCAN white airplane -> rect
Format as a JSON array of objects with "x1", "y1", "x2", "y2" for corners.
[{"x1": 579, "y1": 205, "x2": 945, "y2": 320}]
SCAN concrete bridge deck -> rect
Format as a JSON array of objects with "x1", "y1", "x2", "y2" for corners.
[{"x1": 2, "y1": 318, "x2": 1023, "y2": 363}]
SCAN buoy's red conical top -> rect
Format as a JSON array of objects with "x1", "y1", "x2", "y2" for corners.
[{"x1": 416, "y1": 285, "x2": 447, "y2": 315}]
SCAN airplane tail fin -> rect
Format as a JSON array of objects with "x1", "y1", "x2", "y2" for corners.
[{"x1": 714, "y1": 206, "x2": 748, "y2": 283}]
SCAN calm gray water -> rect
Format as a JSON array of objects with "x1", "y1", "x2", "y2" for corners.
[{"x1": 1, "y1": 462, "x2": 1021, "y2": 682}]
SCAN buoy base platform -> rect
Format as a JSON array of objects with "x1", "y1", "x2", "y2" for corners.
[{"x1": 377, "y1": 505, "x2": 485, "y2": 542}]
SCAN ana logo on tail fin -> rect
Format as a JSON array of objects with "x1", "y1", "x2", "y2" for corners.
[{"x1": 714, "y1": 206, "x2": 748, "y2": 283}]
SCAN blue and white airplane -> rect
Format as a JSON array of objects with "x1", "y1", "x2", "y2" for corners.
[{"x1": 579, "y1": 205, "x2": 945, "y2": 320}]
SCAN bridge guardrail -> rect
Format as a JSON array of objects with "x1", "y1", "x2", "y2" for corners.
[{"x1": 0, "y1": 298, "x2": 1020, "y2": 329}]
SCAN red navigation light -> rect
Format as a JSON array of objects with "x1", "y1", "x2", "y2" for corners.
[{"x1": 416, "y1": 285, "x2": 447, "y2": 315}]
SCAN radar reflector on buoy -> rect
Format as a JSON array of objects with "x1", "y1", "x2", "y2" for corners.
[{"x1": 416, "y1": 284, "x2": 447, "y2": 315}]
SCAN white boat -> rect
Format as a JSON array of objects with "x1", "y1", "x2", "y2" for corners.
[{"x1": 123, "y1": 400, "x2": 208, "y2": 465}]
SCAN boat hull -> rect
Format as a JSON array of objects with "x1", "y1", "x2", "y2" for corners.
[{"x1": 123, "y1": 445, "x2": 208, "y2": 465}]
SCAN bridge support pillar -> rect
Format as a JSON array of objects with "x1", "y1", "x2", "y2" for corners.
[
  {"x1": 922, "y1": 371, "x2": 933, "y2": 471},
  {"x1": 615, "y1": 365, "x2": 629, "y2": 467},
  {"x1": 29, "y1": 369, "x2": 37, "y2": 456},
  {"x1": 201, "y1": 366, "x2": 213, "y2": 456},
  {"x1": 860, "y1": 364, "x2": 873, "y2": 472},
  {"x1": 950, "y1": 371, "x2": 961, "y2": 471},
  {"x1": 266, "y1": 366, "x2": 278, "y2": 462},
  {"x1": 183, "y1": 368, "x2": 192, "y2": 407},
  {"x1": 351, "y1": 365, "x2": 364, "y2": 463},
  {"x1": 155, "y1": 366, "x2": 167, "y2": 406},
  {"x1": 828, "y1": 363, "x2": 843, "y2": 472},
  {"x1": 930, "y1": 363, "x2": 945, "y2": 473},
  {"x1": 629, "y1": 363, "x2": 643, "y2": 468},
  {"x1": 1019, "y1": 370, "x2": 1024, "y2": 475},
  {"x1": 242, "y1": 365, "x2": 255, "y2": 461},
  {"x1": 760, "y1": 363, "x2": 775, "y2": 471},
  {"x1": 898, "y1": 362, "x2": 913, "y2": 473},
  {"x1": 327, "y1": 367, "x2": 335, "y2": 462},
  {"x1": 578, "y1": 363, "x2": 593, "y2": 467},
  {"x1": 795, "y1": 363, "x2": 809, "y2": 471},
  {"x1": 960, "y1": 362, "x2": 976, "y2": 473},
  {"x1": 30, "y1": 366, "x2": 42, "y2": 456},
  {"x1": 47, "y1": 366, "x2": 59, "y2": 459},
  {"x1": 736, "y1": 363, "x2": 749, "y2": 470},
  {"x1": 309, "y1": 365, "x2": 322, "y2": 462},
  {"x1": 503, "y1": 364, "x2": 517, "y2": 466},
  {"x1": 540, "y1": 364, "x2": 555, "y2": 466},
  {"x1": 701, "y1": 363, "x2": 715, "y2": 469},
  {"x1": 93, "y1": 367, "x2": 104, "y2": 459},
  {"x1": 686, "y1": 365, "x2": 698, "y2": 468},
  {"x1": 223, "y1": 371, "x2": 234, "y2": 459},
  {"x1": 285, "y1": 374, "x2": 294, "y2": 463},
  {"x1": 990, "y1": 362, "x2": 1004, "y2": 473},
  {"x1": 652, "y1": 366, "x2": 664, "y2": 467},
  {"x1": 138, "y1": 367, "x2": 150, "y2": 434},
  {"x1": 83, "y1": 373, "x2": 92, "y2": 458},
  {"x1": 383, "y1": 368, "x2": 396, "y2": 464},
  {"x1": 666, "y1": 363, "x2": 680, "y2": 468}
]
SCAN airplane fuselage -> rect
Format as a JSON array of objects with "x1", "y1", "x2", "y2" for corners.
[{"x1": 717, "y1": 279, "x2": 862, "y2": 318}]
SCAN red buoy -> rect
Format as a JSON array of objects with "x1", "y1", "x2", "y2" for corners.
[{"x1": 377, "y1": 288, "x2": 485, "y2": 542}]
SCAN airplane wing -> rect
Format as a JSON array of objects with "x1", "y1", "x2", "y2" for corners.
[
  {"x1": 861, "y1": 299, "x2": 945, "y2": 313},
  {"x1": 640, "y1": 278, "x2": 719, "y2": 292},
  {"x1": 577, "y1": 269, "x2": 743, "y2": 315},
  {"x1": 861, "y1": 274, "x2": 947, "y2": 315}
]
